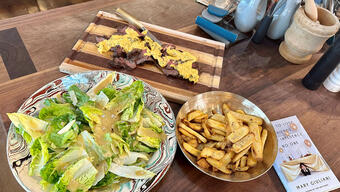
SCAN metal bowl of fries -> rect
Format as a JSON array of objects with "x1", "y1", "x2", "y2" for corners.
[{"x1": 176, "y1": 91, "x2": 278, "y2": 182}]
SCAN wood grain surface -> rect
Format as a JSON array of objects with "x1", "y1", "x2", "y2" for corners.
[{"x1": 0, "y1": 0, "x2": 339, "y2": 192}]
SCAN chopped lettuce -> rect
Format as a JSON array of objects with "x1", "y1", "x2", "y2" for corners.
[
  {"x1": 105, "y1": 81, "x2": 144, "y2": 115},
  {"x1": 80, "y1": 131, "x2": 105, "y2": 165},
  {"x1": 133, "y1": 143, "x2": 157, "y2": 153},
  {"x1": 137, "y1": 136, "x2": 161, "y2": 149},
  {"x1": 91, "y1": 172, "x2": 120, "y2": 189},
  {"x1": 39, "y1": 102, "x2": 74, "y2": 122},
  {"x1": 99, "y1": 85, "x2": 117, "y2": 101},
  {"x1": 121, "y1": 98, "x2": 144, "y2": 123},
  {"x1": 40, "y1": 147, "x2": 88, "y2": 183},
  {"x1": 142, "y1": 108, "x2": 164, "y2": 133},
  {"x1": 62, "y1": 85, "x2": 90, "y2": 107},
  {"x1": 7, "y1": 113, "x2": 48, "y2": 141},
  {"x1": 29, "y1": 138, "x2": 50, "y2": 176},
  {"x1": 108, "y1": 163, "x2": 155, "y2": 179},
  {"x1": 115, "y1": 152, "x2": 149, "y2": 165},
  {"x1": 55, "y1": 158, "x2": 97, "y2": 192},
  {"x1": 79, "y1": 105, "x2": 103, "y2": 128},
  {"x1": 110, "y1": 133, "x2": 130, "y2": 155}
]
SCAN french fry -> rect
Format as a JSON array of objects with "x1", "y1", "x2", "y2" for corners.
[
  {"x1": 232, "y1": 145, "x2": 251, "y2": 163},
  {"x1": 179, "y1": 123, "x2": 207, "y2": 143},
  {"x1": 200, "y1": 147, "x2": 225, "y2": 160},
  {"x1": 210, "y1": 114, "x2": 226, "y2": 123},
  {"x1": 205, "y1": 141, "x2": 217, "y2": 148},
  {"x1": 206, "y1": 158, "x2": 232, "y2": 174},
  {"x1": 216, "y1": 139, "x2": 229, "y2": 150},
  {"x1": 188, "y1": 139, "x2": 198, "y2": 148},
  {"x1": 182, "y1": 135, "x2": 192, "y2": 142},
  {"x1": 212, "y1": 167, "x2": 219, "y2": 172},
  {"x1": 183, "y1": 119, "x2": 202, "y2": 131},
  {"x1": 211, "y1": 128, "x2": 226, "y2": 136},
  {"x1": 226, "y1": 124, "x2": 232, "y2": 136},
  {"x1": 227, "y1": 164, "x2": 233, "y2": 169},
  {"x1": 261, "y1": 129, "x2": 268, "y2": 151},
  {"x1": 211, "y1": 109, "x2": 217, "y2": 114},
  {"x1": 227, "y1": 126, "x2": 249, "y2": 143},
  {"x1": 209, "y1": 134, "x2": 225, "y2": 141},
  {"x1": 247, "y1": 153, "x2": 257, "y2": 167},
  {"x1": 235, "y1": 166, "x2": 249, "y2": 172},
  {"x1": 183, "y1": 142, "x2": 201, "y2": 156},
  {"x1": 221, "y1": 150, "x2": 234, "y2": 165},
  {"x1": 197, "y1": 158, "x2": 211, "y2": 169},
  {"x1": 193, "y1": 114, "x2": 209, "y2": 123},
  {"x1": 249, "y1": 123, "x2": 263, "y2": 161},
  {"x1": 235, "y1": 159, "x2": 240, "y2": 169},
  {"x1": 222, "y1": 103, "x2": 231, "y2": 115},
  {"x1": 187, "y1": 110, "x2": 205, "y2": 121},
  {"x1": 240, "y1": 156, "x2": 247, "y2": 168},
  {"x1": 259, "y1": 125, "x2": 263, "y2": 133},
  {"x1": 236, "y1": 109, "x2": 245, "y2": 114},
  {"x1": 232, "y1": 134, "x2": 255, "y2": 153},
  {"x1": 228, "y1": 111, "x2": 263, "y2": 125},
  {"x1": 206, "y1": 119, "x2": 226, "y2": 131},
  {"x1": 202, "y1": 120, "x2": 212, "y2": 138},
  {"x1": 227, "y1": 113, "x2": 241, "y2": 131},
  {"x1": 179, "y1": 128, "x2": 195, "y2": 139}
]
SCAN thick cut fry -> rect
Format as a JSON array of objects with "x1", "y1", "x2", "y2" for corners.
[
  {"x1": 221, "y1": 150, "x2": 234, "y2": 165},
  {"x1": 228, "y1": 111, "x2": 263, "y2": 125},
  {"x1": 202, "y1": 120, "x2": 212, "y2": 138},
  {"x1": 261, "y1": 129, "x2": 268, "y2": 151},
  {"x1": 179, "y1": 123, "x2": 207, "y2": 143},
  {"x1": 200, "y1": 147, "x2": 225, "y2": 160},
  {"x1": 222, "y1": 103, "x2": 231, "y2": 115},
  {"x1": 187, "y1": 110, "x2": 205, "y2": 121},
  {"x1": 227, "y1": 113, "x2": 241, "y2": 131},
  {"x1": 226, "y1": 124, "x2": 232, "y2": 136},
  {"x1": 227, "y1": 126, "x2": 249, "y2": 143},
  {"x1": 211, "y1": 128, "x2": 226, "y2": 136},
  {"x1": 210, "y1": 114, "x2": 226, "y2": 123},
  {"x1": 232, "y1": 134, "x2": 255, "y2": 153},
  {"x1": 212, "y1": 167, "x2": 218, "y2": 172},
  {"x1": 197, "y1": 158, "x2": 211, "y2": 169},
  {"x1": 235, "y1": 166, "x2": 249, "y2": 172},
  {"x1": 247, "y1": 153, "x2": 257, "y2": 167},
  {"x1": 236, "y1": 109, "x2": 245, "y2": 114},
  {"x1": 179, "y1": 128, "x2": 195, "y2": 139},
  {"x1": 235, "y1": 159, "x2": 240, "y2": 169},
  {"x1": 206, "y1": 158, "x2": 232, "y2": 174},
  {"x1": 216, "y1": 139, "x2": 228, "y2": 150},
  {"x1": 205, "y1": 141, "x2": 217, "y2": 148},
  {"x1": 232, "y1": 145, "x2": 251, "y2": 163},
  {"x1": 209, "y1": 134, "x2": 225, "y2": 141},
  {"x1": 182, "y1": 135, "x2": 192, "y2": 142},
  {"x1": 193, "y1": 114, "x2": 209, "y2": 123},
  {"x1": 227, "y1": 164, "x2": 233, "y2": 169},
  {"x1": 240, "y1": 156, "x2": 247, "y2": 168},
  {"x1": 188, "y1": 139, "x2": 198, "y2": 148},
  {"x1": 183, "y1": 142, "x2": 201, "y2": 156},
  {"x1": 206, "y1": 119, "x2": 226, "y2": 131},
  {"x1": 183, "y1": 119, "x2": 202, "y2": 131},
  {"x1": 249, "y1": 123, "x2": 263, "y2": 161},
  {"x1": 259, "y1": 126, "x2": 263, "y2": 133}
]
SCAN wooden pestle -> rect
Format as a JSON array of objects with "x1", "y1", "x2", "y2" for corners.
[{"x1": 304, "y1": 0, "x2": 318, "y2": 21}]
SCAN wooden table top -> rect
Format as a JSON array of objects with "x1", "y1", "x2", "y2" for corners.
[{"x1": 0, "y1": 0, "x2": 339, "y2": 191}]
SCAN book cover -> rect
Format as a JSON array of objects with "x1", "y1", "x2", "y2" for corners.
[{"x1": 271, "y1": 116, "x2": 340, "y2": 192}]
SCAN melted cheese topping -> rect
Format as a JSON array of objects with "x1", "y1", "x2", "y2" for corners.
[{"x1": 97, "y1": 28, "x2": 199, "y2": 83}]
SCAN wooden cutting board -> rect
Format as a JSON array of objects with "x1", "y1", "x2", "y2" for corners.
[{"x1": 59, "y1": 11, "x2": 225, "y2": 104}]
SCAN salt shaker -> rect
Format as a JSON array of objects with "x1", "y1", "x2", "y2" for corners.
[{"x1": 323, "y1": 64, "x2": 340, "y2": 92}]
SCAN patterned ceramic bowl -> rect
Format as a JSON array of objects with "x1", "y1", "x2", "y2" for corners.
[
  {"x1": 6, "y1": 70, "x2": 177, "y2": 192},
  {"x1": 176, "y1": 91, "x2": 278, "y2": 182}
]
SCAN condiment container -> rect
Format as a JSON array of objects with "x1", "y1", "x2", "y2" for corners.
[
  {"x1": 279, "y1": 6, "x2": 340, "y2": 64},
  {"x1": 234, "y1": 0, "x2": 267, "y2": 32},
  {"x1": 323, "y1": 64, "x2": 340, "y2": 92},
  {"x1": 267, "y1": 0, "x2": 301, "y2": 40}
]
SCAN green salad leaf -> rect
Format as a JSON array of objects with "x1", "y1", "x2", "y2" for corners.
[{"x1": 62, "y1": 85, "x2": 90, "y2": 107}]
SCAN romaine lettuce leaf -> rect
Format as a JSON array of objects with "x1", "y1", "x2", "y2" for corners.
[
  {"x1": 29, "y1": 138, "x2": 50, "y2": 176},
  {"x1": 141, "y1": 108, "x2": 164, "y2": 133},
  {"x1": 55, "y1": 158, "x2": 97, "y2": 192},
  {"x1": 40, "y1": 146, "x2": 88, "y2": 183},
  {"x1": 80, "y1": 131, "x2": 106, "y2": 165},
  {"x1": 108, "y1": 163, "x2": 155, "y2": 179},
  {"x1": 91, "y1": 172, "x2": 120, "y2": 189},
  {"x1": 79, "y1": 105, "x2": 103, "y2": 128},
  {"x1": 62, "y1": 85, "x2": 89, "y2": 107},
  {"x1": 98, "y1": 85, "x2": 117, "y2": 101},
  {"x1": 7, "y1": 113, "x2": 48, "y2": 141},
  {"x1": 132, "y1": 143, "x2": 157, "y2": 153},
  {"x1": 39, "y1": 102, "x2": 74, "y2": 122},
  {"x1": 137, "y1": 136, "x2": 161, "y2": 149}
]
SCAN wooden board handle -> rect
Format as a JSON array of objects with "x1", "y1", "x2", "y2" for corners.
[{"x1": 115, "y1": 8, "x2": 145, "y2": 30}]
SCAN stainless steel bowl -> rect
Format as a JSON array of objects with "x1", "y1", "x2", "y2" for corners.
[{"x1": 176, "y1": 91, "x2": 278, "y2": 182}]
